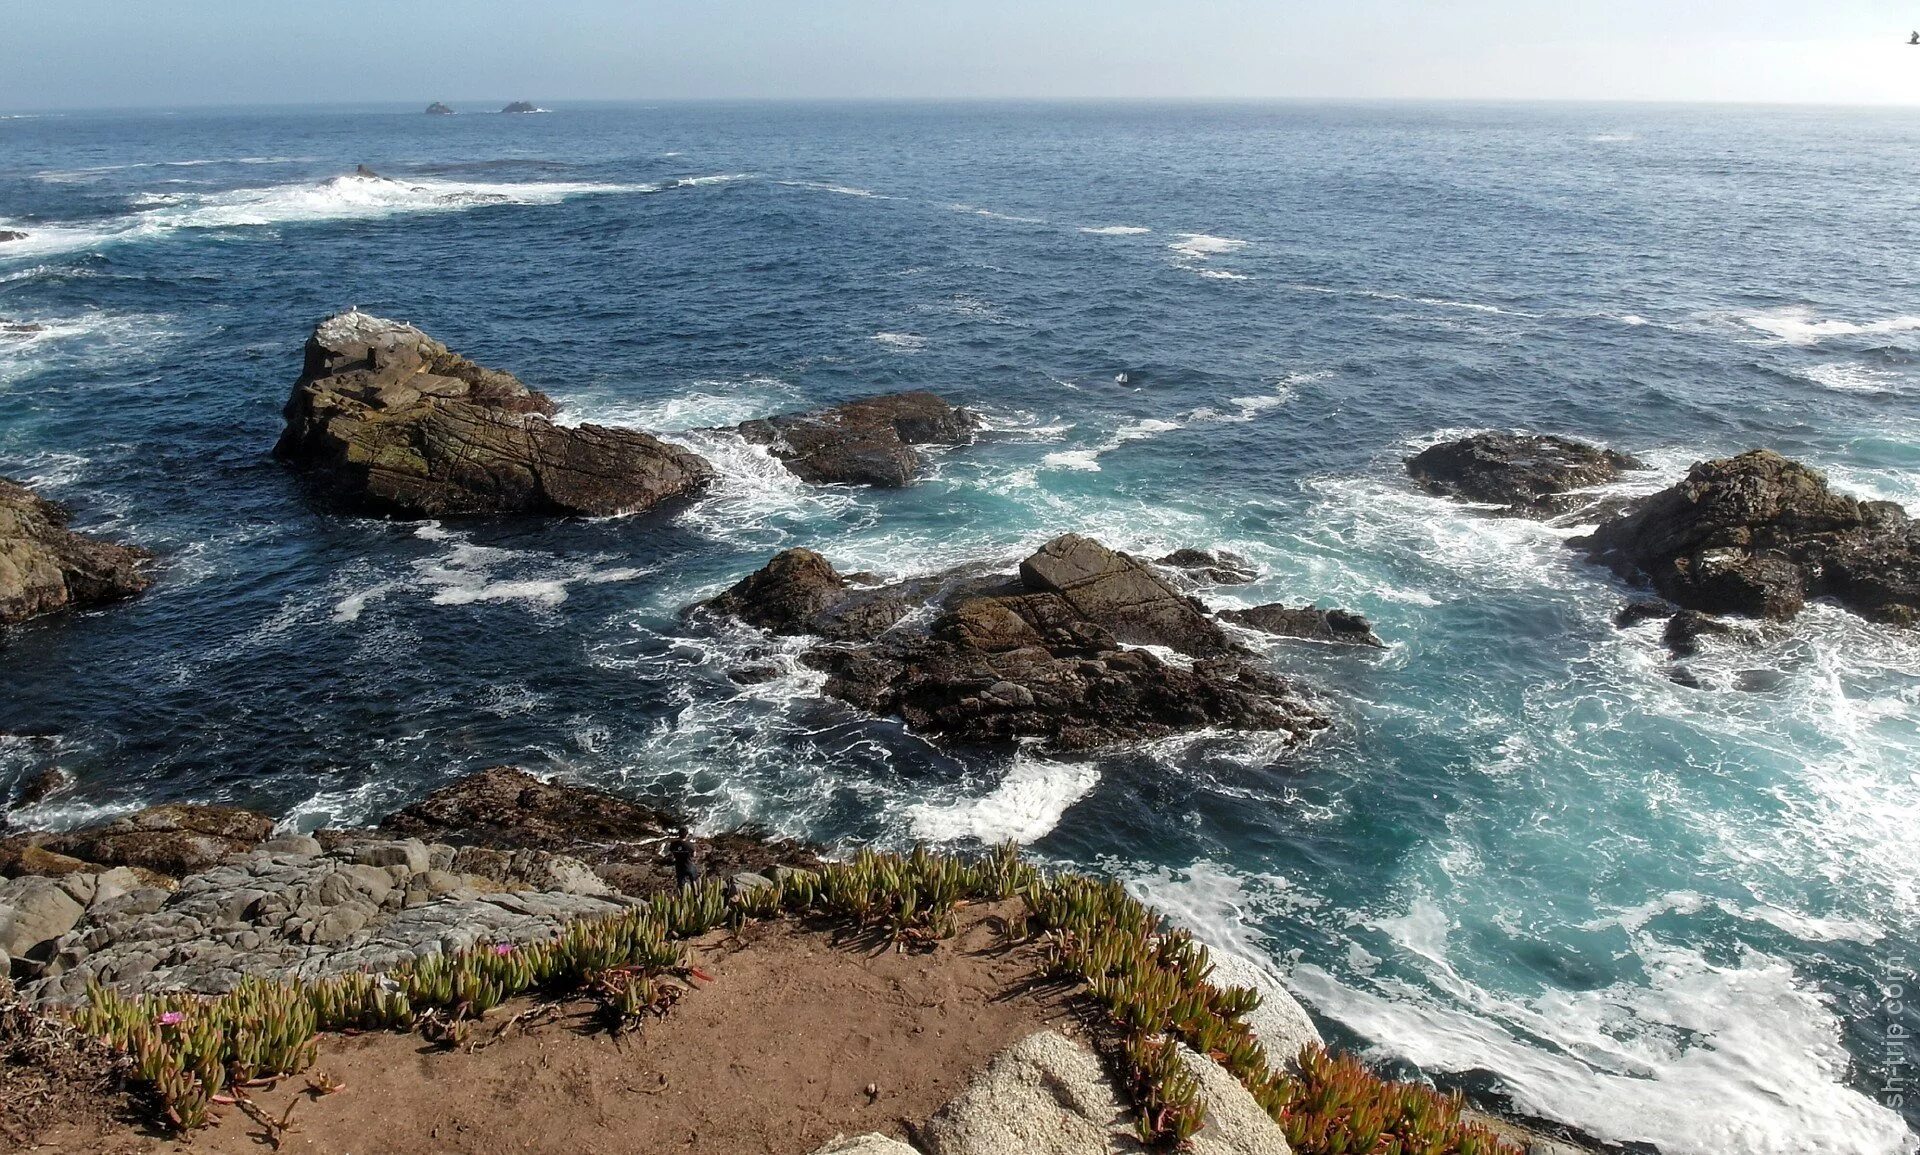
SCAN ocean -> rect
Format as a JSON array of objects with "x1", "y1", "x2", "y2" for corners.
[{"x1": 2, "y1": 100, "x2": 1916, "y2": 1153}]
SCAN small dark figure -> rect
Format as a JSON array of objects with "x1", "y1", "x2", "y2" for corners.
[
  {"x1": 668, "y1": 827, "x2": 700, "y2": 891},
  {"x1": 1911, "y1": 30, "x2": 1919, "y2": 44}
]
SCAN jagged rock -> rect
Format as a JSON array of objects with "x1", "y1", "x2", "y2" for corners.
[
  {"x1": 1612, "y1": 599, "x2": 1671, "y2": 629},
  {"x1": 275, "y1": 310, "x2": 712, "y2": 517},
  {"x1": 0, "y1": 478, "x2": 151, "y2": 625},
  {"x1": 1662, "y1": 609, "x2": 1744, "y2": 658},
  {"x1": 1019, "y1": 534, "x2": 1230, "y2": 657},
  {"x1": 1155, "y1": 548, "x2": 1258, "y2": 585},
  {"x1": 1407, "y1": 432, "x2": 1644, "y2": 517},
  {"x1": 727, "y1": 664, "x2": 782, "y2": 685},
  {"x1": 43, "y1": 805, "x2": 275, "y2": 878},
  {"x1": 0, "y1": 230, "x2": 26, "y2": 243},
  {"x1": 0, "y1": 876, "x2": 85, "y2": 964},
  {"x1": 425, "y1": 102, "x2": 455, "y2": 115},
  {"x1": 703, "y1": 548, "x2": 907, "y2": 640},
  {"x1": 1220, "y1": 604, "x2": 1384, "y2": 648},
  {"x1": 736, "y1": 392, "x2": 978, "y2": 487},
  {"x1": 379, "y1": 766, "x2": 674, "y2": 849},
  {"x1": 1574, "y1": 450, "x2": 1920, "y2": 625},
  {"x1": 707, "y1": 537, "x2": 1325, "y2": 752}
]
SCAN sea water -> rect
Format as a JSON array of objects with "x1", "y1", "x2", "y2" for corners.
[{"x1": 1, "y1": 101, "x2": 1916, "y2": 1153}]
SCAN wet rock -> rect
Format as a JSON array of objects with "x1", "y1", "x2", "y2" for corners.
[
  {"x1": 1661, "y1": 609, "x2": 1744, "y2": 658},
  {"x1": 1574, "y1": 449, "x2": 1920, "y2": 625},
  {"x1": 726, "y1": 663, "x2": 782, "y2": 685},
  {"x1": 276, "y1": 310, "x2": 711, "y2": 517},
  {"x1": 1612, "y1": 599, "x2": 1672, "y2": 629},
  {"x1": 0, "y1": 230, "x2": 26, "y2": 243},
  {"x1": 1408, "y1": 432, "x2": 1644, "y2": 517},
  {"x1": 735, "y1": 392, "x2": 978, "y2": 487},
  {"x1": 703, "y1": 548, "x2": 908, "y2": 641},
  {"x1": 0, "y1": 477, "x2": 152, "y2": 625},
  {"x1": 1220, "y1": 603, "x2": 1385, "y2": 648},
  {"x1": 1155, "y1": 548, "x2": 1258, "y2": 585},
  {"x1": 1019, "y1": 533, "x2": 1230, "y2": 657},
  {"x1": 11, "y1": 767, "x2": 69, "y2": 809},
  {"x1": 379, "y1": 766, "x2": 675, "y2": 850},
  {"x1": 44, "y1": 805, "x2": 275, "y2": 877},
  {"x1": 424, "y1": 102, "x2": 455, "y2": 115}
]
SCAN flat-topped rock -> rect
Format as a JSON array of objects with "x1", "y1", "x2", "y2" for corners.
[
  {"x1": 0, "y1": 478, "x2": 151, "y2": 625},
  {"x1": 38, "y1": 804, "x2": 275, "y2": 877},
  {"x1": 276, "y1": 310, "x2": 712, "y2": 517},
  {"x1": 1575, "y1": 449, "x2": 1920, "y2": 624},
  {"x1": 735, "y1": 391, "x2": 978, "y2": 487},
  {"x1": 1408, "y1": 432, "x2": 1644, "y2": 517}
]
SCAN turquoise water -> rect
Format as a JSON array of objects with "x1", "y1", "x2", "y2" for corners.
[{"x1": 2, "y1": 101, "x2": 1917, "y2": 1152}]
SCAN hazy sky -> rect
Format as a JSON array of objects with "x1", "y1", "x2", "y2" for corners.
[{"x1": 5, "y1": 1, "x2": 1919, "y2": 109}]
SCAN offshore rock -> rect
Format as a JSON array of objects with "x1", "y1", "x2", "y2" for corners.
[
  {"x1": 0, "y1": 478, "x2": 151, "y2": 625},
  {"x1": 1407, "y1": 432, "x2": 1644, "y2": 517},
  {"x1": 424, "y1": 102, "x2": 455, "y2": 115},
  {"x1": 1155, "y1": 548, "x2": 1258, "y2": 586},
  {"x1": 0, "y1": 230, "x2": 27, "y2": 243},
  {"x1": 1220, "y1": 603, "x2": 1385, "y2": 648},
  {"x1": 735, "y1": 391, "x2": 979, "y2": 487},
  {"x1": 501, "y1": 101, "x2": 542, "y2": 114},
  {"x1": 707, "y1": 536, "x2": 1326, "y2": 752},
  {"x1": 276, "y1": 310, "x2": 712, "y2": 517},
  {"x1": 1574, "y1": 449, "x2": 1920, "y2": 624}
]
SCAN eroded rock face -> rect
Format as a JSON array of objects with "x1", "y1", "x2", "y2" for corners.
[
  {"x1": 378, "y1": 766, "x2": 674, "y2": 850},
  {"x1": 276, "y1": 311, "x2": 712, "y2": 517},
  {"x1": 41, "y1": 805, "x2": 275, "y2": 878},
  {"x1": 1574, "y1": 450, "x2": 1920, "y2": 624},
  {"x1": 703, "y1": 535, "x2": 1327, "y2": 752},
  {"x1": 736, "y1": 392, "x2": 978, "y2": 487},
  {"x1": 1220, "y1": 604, "x2": 1385, "y2": 648},
  {"x1": 0, "y1": 478, "x2": 151, "y2": 625},
  {"x1": 1407, "y1": 432, "x2": 1644, "y2": 517}
]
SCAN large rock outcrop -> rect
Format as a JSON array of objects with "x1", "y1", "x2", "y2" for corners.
[
  {"x1": 276, "y1": 311, "x2": 712, "y2": 517},
  {"x1": 1574, "y1": 450, "x2": 1920, "y2": 624},
  {"x1": 701, "y1": 536, "x2": 1328, "y2": 752},
  {"x1": 0, "y1": 479, "x2": 151, "y2": 625},
  {"x1": 1407, "y1": 432, "x2": 1643, "y2": 518},
  {"x1": 736, "y1": 392, "x2": 978, "y2": 487}
]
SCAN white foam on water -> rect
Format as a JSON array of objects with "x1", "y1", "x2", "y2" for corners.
[
  {"x1": 1589, "y1": 132, "x2": 1637, "y2": 143},
  {"x1": 1079, "y1": 224, "x2": 1152, "y2": 235},
  {"x1": 777, "y1": 179, "x2": 894, "y2": 200},
  {"x1": 1038, "y1": 381, "x2": 1299, "y2": 472},
  {"x1": 1040, "y1": 447, "x2": 1104, "y2": 471},
  {"x1": 947, "y1": 203, "x2": 1047, "y2": 224},
  {"x1": 274, "y1": 780, "x2": 400, "y2": 834},
  {"x1": 906, "y1": 751, "x2": 1100, "y2": 844},
  {"x1": 0, "y1": 310, "x2": 181, "y2": 388},
  {"x1": 1803, "y1": 362, "x2": 1907, "y2": 396},
  {"x1": 551, "y1": 375, "x2": 802, "y2": 432},
  {"x1": 873, "y1": 331, "x2": 927, "y2": 351},
  {"x1": 34, "y1": 155, "x2": 311, "y2": 182},
  {"x1": 1168, "y1": 233, "x2": 1248, "y2": 259},
  {"x1": 1741, "y1": 307, "x2": 1920, "y2": 345},
  {"x1": 328, "y1": 524, "x2": 654, "y2": 622},
  {"x1": 670, "y1": 429, "x2": 869, "y2": 548},
  {"x1": 1198, "y1": 269, "x2": 1251, "y2": 281},
  {"x1": 1285, "y1": 282, "x2": 1543, "y2": 318}
]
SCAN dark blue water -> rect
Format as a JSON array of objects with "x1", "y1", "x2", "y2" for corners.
[{"x1": 3, "y1": 102, "x2": 1917, "y2": 1153}]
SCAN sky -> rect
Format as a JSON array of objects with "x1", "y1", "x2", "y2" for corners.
[{"x1": 4, "y1": 0, "x2": 1920, "y2": 110}]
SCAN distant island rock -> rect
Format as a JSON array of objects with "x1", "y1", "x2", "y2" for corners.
[
  {"x1": 1575, "y1": 449, "x2": 1920, "y2": 626},
  {"x1": 424, "y1": 102, "x2": 455, "y2": 116},
  {"x1": 1408, "y1": 431, "x2": 1645, "y2": 519},
  {"x1": 275, "y1": 310, "x2": 712, "y2": 517},
  {"x1": 699, "y1": 533, "x2": 1331, "y2": 751},
  {"x1": 501, "y1": 101, "x2": 544, "y2": 114},
  {"x1": 0, "y1": 477, "x2": 152, "y2": 625},
  {"x1": 734, "y1": 392, "x2": 979, "y2": 487}
]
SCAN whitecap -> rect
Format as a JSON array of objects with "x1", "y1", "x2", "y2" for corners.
[
  {"x1": 1802, "y1": 363, "x2": 1906, "y2": 396},
  {"x1": 1168, "y1": 232, "x2": 1248, "y2": 259},
  {"x1": 906, "y1": 752, "x2": 1100, "y2": 844},
  {"x1": 1741, "y1": 307, "x2": 1920, "y2": 345},
  {"x1": 1198, "y1": 269, "x2": 1251, "y2": 281},
  {"x1": 1079, "y1": 225, "x2": 1151, "y2": 235},
  {"x1": 872, "y1": 331, "x2": 926, "y2": 351}
]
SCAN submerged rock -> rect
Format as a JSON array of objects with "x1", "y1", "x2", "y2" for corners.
[
  {"x1": 424, "y1": 102, "x2": 455, "y2": 115},
  {"x1": 0, "y1": 478, "x2": 151, "y2": 625},
  {"x1": 276, "y1": 310, "x2": 712, "y2": 517},
  {"x1": 1574, "y1": 449, "x2": 1920, "y2": 625},
  {"x1": 1407, "y1": 432, "x2": 1644, "y2": 517},
  {"x1": 735, "y1": 391, "x2": 978, "y2": 487},
  {"x1": 1220, "y1": 603, "x2": 1385, "y2": 648},
  {"x1": 704, "y1": 535, "x2": 1327, "y2": 752}
]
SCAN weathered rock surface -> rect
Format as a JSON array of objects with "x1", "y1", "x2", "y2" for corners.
[
  {"x1": 1205, "y1": 951, "x2": 1324, "y2": 1074},
  {"x1": 0, "y1": 876, "x2": 86, "y2": 965},
  {"x1": 1408, "y1": 432, "x2": 1644, "y2": 517},
  {"x1": 735, "y1": 392, "x2": 979, "y2": 487},
  {"x1": 1220, "y1": 604, "x2": 1385, "y2": 648},
  {"x1": 35, "y1": 805, "x2": 275, "y2": 878},
  {"x1": 1156, "y1": 548, "x2": 1259, "y2": 586},
  {"x1": 920, "y1": 1029, "x2": 1291, "y2": 1155},
  {"x1": 706, "y1": 537, "x2": 1327, "y2": 752},
  {"x1": 810, "y1": 1136, "x2": 919, "y2": 1155},
  {"x1": 1574, "y1": 449, "x2": 1920, "y2": 625},
  {"x1": 276, "y1": 310, "x2": 712, "y2": 517},
  {"x1": 0, "y1": 478, "x2": 151, "y2": 625}
]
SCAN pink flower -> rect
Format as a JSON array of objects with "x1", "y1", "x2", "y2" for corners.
[
  {"x1": 158, "y1": 1011, "x2": 185, "y2": 1026},
  {"x1": 492, "y1": 943, "x2": 514, "y2": 956}
]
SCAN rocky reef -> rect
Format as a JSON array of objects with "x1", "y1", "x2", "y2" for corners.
[
  {"x1": 735, "y1": 391, "x2": 979, "y2": 487},
  {"x1": 700, "y1": 534, "x2": 1329, "y2": 751},
  {"x1": 1407, "y1": 432, "x2": 1644, "y2": 519},
  {"x1": 275, "y1": 310, "x2": 712, "y2": 517},
  {"x1": 1575, "y1": 448, "x2": 1920, "y2": 625},
  {"x1": 1219, "y1": 604, "x2": 1385, "y2": 648},
  {"x1": 0, "y1": 478, "x2": 151, "y2": 625}
]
